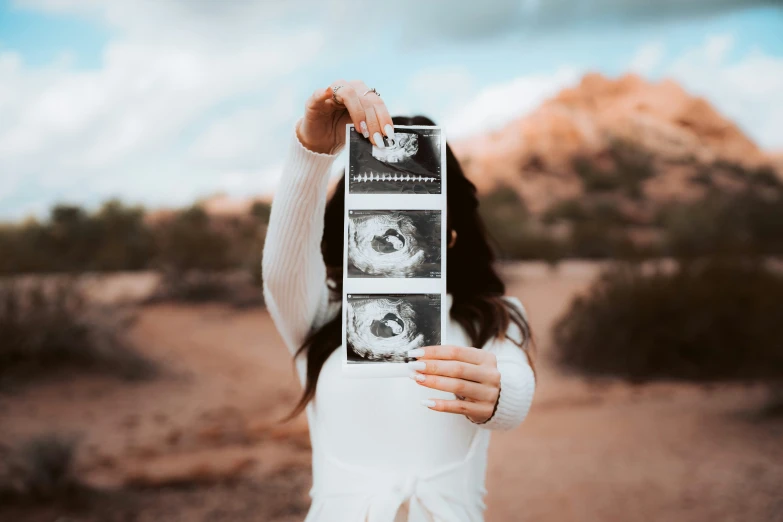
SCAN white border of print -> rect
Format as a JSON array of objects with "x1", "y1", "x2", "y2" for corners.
[{"x1": 341, "y1": 124, "x2": 447, "y2": 378}]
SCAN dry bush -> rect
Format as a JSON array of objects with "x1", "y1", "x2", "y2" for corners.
[
  {"x1": 0, "y1": 280, "x2": 155, "y2": 387},
  {"x1": 553, "y1": 258, "x2": 783, "y2": 387},
  {"x1": 478, "y1": 186, "x2": 565, "y2": 264},
  {"x1": 146, "y1": 269, "x2": 264, "y2": 309},
  {"x1": 0, "y1": 433, "x2": 83, "y2": 502}
]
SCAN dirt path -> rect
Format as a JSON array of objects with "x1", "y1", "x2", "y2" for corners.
[{"x1": 1, "y1": 262, "x2": 781, "y2": 521}]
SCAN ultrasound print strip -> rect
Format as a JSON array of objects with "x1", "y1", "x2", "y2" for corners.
[
  {"x1": 347, "y1": 210, "x2": 441, "y2": 279},
  {"x1": 346, "y1": 294, "x2": 441, "y2": 363},
  {"x1": 348, "y1": 127, "x2": 442, "y2": 194}
]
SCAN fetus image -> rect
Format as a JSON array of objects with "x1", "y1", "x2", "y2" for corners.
[
  {"x1": 371, "y1": 131, "x2": 418, "y2": 163},
  {"x1": 347, "y1": 210, "x2": 441, "y2": 278},
  {"x1": 348, "y1": 126, "x2": 442, "y2": 194},
  {"x1": 346, "y1": 294, "x2": 441, "y2": 363}
]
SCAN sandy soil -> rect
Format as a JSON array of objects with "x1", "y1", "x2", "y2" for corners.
[{"x1": 1, "y1": 262, "x2": 781, "y2": 521}]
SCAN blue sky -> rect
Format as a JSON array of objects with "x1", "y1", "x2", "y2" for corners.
[{"x1": 1, "y1": 0, "x2": 782, "y2": 219}]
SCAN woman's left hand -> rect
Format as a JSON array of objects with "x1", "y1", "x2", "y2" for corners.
[{"x1": 407, "y1": 345, "x2": 500, "y2": 424}]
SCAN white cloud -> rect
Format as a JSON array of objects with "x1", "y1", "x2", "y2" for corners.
[
  {"x1": 664, "y1": 34, "x2": 783, "y2": 149},
  {"x1": 441, "y1": 34, "x2": 783, "y2": 152},
  {"x1": 441, "y1": 68, "x2": 582, "y2": 139},
  {"x1": 629, "y1": 41, "x2": 666, "y2": 74},
  {"x1": 0, "y1": 1, "x2": 325, "y2": 218}
]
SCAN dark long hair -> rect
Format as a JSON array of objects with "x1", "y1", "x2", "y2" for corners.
[{"x1": 284, "y1": 115, "x2": 537, "y2": 420}]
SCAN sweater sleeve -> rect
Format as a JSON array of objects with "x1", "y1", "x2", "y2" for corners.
[
  {"x1": 261, "y1": 117, "x2": 343, "y2": 355},
  {"x1": 476, "y1": 296, "x2": 536, "y2": 431}
]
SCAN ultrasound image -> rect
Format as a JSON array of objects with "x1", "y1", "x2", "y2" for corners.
[
  {"x1": 346, "y1": 294, "x2": 441, "y2": 363},
  {"x1": 348, "y1": 126, "x2": 442, "y2": 194},
  {"x1": 347, "y1": 210, "x2": 441, "y2": 278}
]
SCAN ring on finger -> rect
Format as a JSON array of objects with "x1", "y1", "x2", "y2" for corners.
[
  {"x1": 332, "y1": 85, "x2": 345, "y2": 105},
  {"x1": 362, "y1": 88, "x2": 380, "y2": 97}
]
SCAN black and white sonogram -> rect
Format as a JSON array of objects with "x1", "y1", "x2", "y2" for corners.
[
  {"x1": 348, "y1": 126, "x2": 441, "y2": 194},
  {"x1": 346, "y1": 294, "x2": 441, "y2": 363},
  {"x1": 347, "y1": 210, "x2": 441, "y2": 278}
]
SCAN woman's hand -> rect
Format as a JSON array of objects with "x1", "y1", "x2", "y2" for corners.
[
  {"x1": 407, "y1": 345, "x2": 501, "y2": 424},
  {"x1": 297, "y1": 79, "x2": 395, "y2": 155}
]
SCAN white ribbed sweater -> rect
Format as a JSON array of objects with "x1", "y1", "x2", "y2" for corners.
[{"x1": 261, "y1": 118, "x2": 536, "y2": 522}]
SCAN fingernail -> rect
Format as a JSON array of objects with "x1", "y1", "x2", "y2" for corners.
[
  {"x1": 407, "y1": 348, "x2": 425, "y2": 358},
  {"x1": 409, "y1": 371, "x2": 425, "y2": 382},
  {"x1": 373, "y1": 132, "x2": 385, "y2": 148},
  {"x1": 421, "y1": 399, "x2": 436, "y2": 408},
  {"x1": 384, "y1": 124, "x2": 395, "y2": 139},
  {"x1": 407, "y1": 361, "x2": 426, "y2": 370},
  {"x1": 360, "y1": 121, "x2": 370, "y2": 138}
]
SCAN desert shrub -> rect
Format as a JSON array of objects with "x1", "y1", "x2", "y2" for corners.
[
  {"x1": 479, "y1": 187, "x2": 565, "y2": 264},
  {"x1": 567, "y1": 221, "x2": 639, "y2": 259},
  {"x1": 0, "y1": 198, "x2": 271, "y2": 276},
  {"x1": 609, "y1": 138, "x2": 655, "y2": 199},
  {"x1": 154, "y1": 206, "x2": 233, "y2": 272},
  {"x1": 0, "y1": 433, "x2": 84, "y2": 502},
  {"x1": 572, "y1": 138, "x2": 655, "y2": 198},
  {"x1": 542, "y1": 199, "x2": 588, "y2": 224},
  {"x1": 573, "y1": 156, "x2": 623, "y2": 193},
  {"x1": 659, "y1": 187, "x2": 783, "y2": 257},
  {"x1": 749, "y1": 166, "x2": 781, "y2": 188},
  {"x1": 147, "y1": 269, "x2": 264, "y2": 308},
  {"x1": 0, "y1": 201, "x2": 154, "y2": 274},
  {"x1": 553, "y1": 258, "x2": 783, "y2": 384},
  {"x1": 0, "y1": 280, "x2": 154, "y2": 386}
]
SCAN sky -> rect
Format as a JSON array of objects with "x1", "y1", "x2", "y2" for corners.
[{"x1": 1, "y1": 0, "x2": 782, "y2": 219}]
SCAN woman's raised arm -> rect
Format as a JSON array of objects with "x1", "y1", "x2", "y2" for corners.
[
  {"x1": 262, "y1": 80, "x2": 396, "y2": 354},
  {"x1": 261, "y1": 118, "x2": 341, "y2": 354}
]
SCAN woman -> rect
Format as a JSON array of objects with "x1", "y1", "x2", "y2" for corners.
[{"x1": 262, "y1": 79, "x2": 538, "y2": 522}]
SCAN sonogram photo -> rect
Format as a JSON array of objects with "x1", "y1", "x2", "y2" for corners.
[
  {"x1": 347, "y1": 210, "x2": 441, "y2": 278},
  {"x1": 346, "y1": 294, "x2": 441, "y2": 363},
  {"x1": 348, "y1": 126, "x2": 442, "y2": 194}
]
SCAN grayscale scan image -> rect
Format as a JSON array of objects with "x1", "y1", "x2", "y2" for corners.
[
  {"x1": 346, "y1": 294, "x2": 441, "y2": 363},
  {"x1": 347, "y1": 210, "x2": 441, "y2": 278}
]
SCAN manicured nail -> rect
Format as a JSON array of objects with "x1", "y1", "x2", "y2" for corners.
[
  {"x1": 407, "y1": 361, "x2": 426, "y2": 370},
  {"x1": 407, "y1": 348, "x2": 425, "y2": 358},
  {"x1": 421, "y1": 399, "x2": 436, "y2": 408},
  {"x1": 373, "y1": 132, "x2": 385, "y2": 148},
  {"x1": 409, "y1": 371, "x2": 425, "y2": 382},
  {"x1": 360, "y1": 121, "x2": 370, "y2": 138},
  {"x1": 384, "y1": 123, "x2": 396, "y2": 142}
]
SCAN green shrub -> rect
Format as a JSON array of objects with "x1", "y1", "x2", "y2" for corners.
[
  {"x1": 0, "y1": 281, "x2": 154, "y2": 386},
  {"x1": 553, "y1": 258, "x2": 783, "y2": 384}
]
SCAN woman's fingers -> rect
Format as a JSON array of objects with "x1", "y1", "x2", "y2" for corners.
[
  {"x1": 410, "y1": 372, "x2": 498, "y2": 403},
  {"x1": 422, "y1": 398, "x2": 494, "y2": 421},
  {"x1": 410, "y1": 360, "x2": 500, "y2": 386},
  {"x1": 349, "y1": 80, "x2": 393, "y2": 147},
  {"x1": 408, "y1": 345, "x2": 494, "y2": 366},
  {"x1": 328, "y1": 81, "x2": 367, "y2": 136},
  {"x1": 362, "y1": 104, "x2": 385, "y2": 148},
  {"x1": 369, "y1": 96, "x2": 395, "y2": 146}
]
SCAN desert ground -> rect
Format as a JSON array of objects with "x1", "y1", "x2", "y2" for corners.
[{"x1": 1, "y1": 262, "x2": 781, "y2": 522}]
